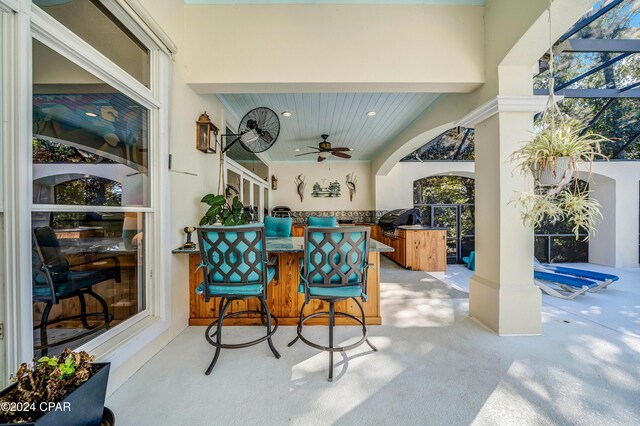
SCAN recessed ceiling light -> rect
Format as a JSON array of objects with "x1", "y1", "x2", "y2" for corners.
[
  {"x1": 294, "y1": 148, "x2": 301, "y2": 152},
  {"x1": 366, "y1": 111, "x2": 377, "y2": 116},
  {"x1": 85, "y1": 112, "x2": 97, "y2": 117},
  {"x1": 349, "y1": 148, "x2": 354, "y2": 151},
  {"x1": 282, "y1": 111, "x2": 292, "y2": 117}
]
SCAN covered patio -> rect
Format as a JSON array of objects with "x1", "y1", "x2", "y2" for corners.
[
  {"x1": 0, "y1": 0, "x2": 638, "y2": 425},
  {"x1": 106, "y1": 257, "x2": 640, "y2": 424}
]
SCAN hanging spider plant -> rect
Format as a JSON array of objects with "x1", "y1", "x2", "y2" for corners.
[
  {"x1": 511, "y1": 116, "x2": 610, "y2": 186},
  {"x1": 514, "y1": 191, "x2": 565, "y2": 230},
  {"x1": 558, "y1": 189, "x2": 602, "y2": 240},
  {"x1": 510, "y1": 0, "x2": 611, "y2": 240}
]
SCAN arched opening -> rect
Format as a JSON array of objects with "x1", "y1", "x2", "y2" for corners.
[
  {"x1": 413, "y1": 175, "x2": 475, "y2": 263},
  {"x1": 534, "y1": 179, "x2": 590, "y2": 263},
  {"x1": 414, "y1": 175, "x2": 592, "y2": 264}
]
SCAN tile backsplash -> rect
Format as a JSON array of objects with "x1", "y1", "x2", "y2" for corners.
[{"x1": 289, "y1": 210, "x2": 388, "y2": 224}]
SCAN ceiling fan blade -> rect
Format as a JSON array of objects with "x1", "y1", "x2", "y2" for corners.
[
  {"x1": 317, "y1": 156, "x2": 326, "y2": 162},
  {"x1": 307, "y1": 146, "x2": 321, "y2": 151},
  {"x1": 331, "y1": 151, "x2": 352, "y2": 159},
  {"x1": 295, "y1": 152, "x2": 318, "y2": 157},
  {"x1": 331, "y1": 147, "x2": 351, "y2": 152}
]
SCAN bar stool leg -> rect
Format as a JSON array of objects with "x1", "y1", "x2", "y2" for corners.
[
  {"x1": 260, "y1": 298, "x2": 281, "y2": 359},
  {"x1": 78, "y1": 293, "x2": 92, "y2": 329},
  {"x1": 205, "y1": 298, "x2": 231, "y2": 375},
  {"x1": 288, "y1": 302, "x2": 306, "y2": 347},
  {"x1": 328, "y1": 301, "x2": 335, "y2": 382},
  {"x1": 39, "y1": 301, "x2": 53, "y2": 357},
  {"x1": 354, "y1": 297, "x2": 378, "y2": 352}
]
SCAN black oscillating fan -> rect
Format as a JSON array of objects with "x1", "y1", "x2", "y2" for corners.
[{"x1": 222, "y1": 107, "x2": 280, "y2": 154}]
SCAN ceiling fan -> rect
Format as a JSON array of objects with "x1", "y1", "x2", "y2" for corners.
[{"x1": 295, "y1": 134, "x2": 352, "y2": 162}]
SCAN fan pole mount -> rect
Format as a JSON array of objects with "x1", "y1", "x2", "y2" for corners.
[{"x1": 221, "y1": 107, "x2": 280, "y2": 154}]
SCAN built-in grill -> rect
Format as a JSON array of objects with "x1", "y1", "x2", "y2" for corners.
[
  {"x1": 272, "y1": 206, "x2": 292, "y2": 218},
  {"x1": 378, "y1": 208, "x2": 422, "y2": 236}
]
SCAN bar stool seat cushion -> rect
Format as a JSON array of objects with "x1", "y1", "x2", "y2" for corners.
[
  {"x1": 33, "y1": 269, "x2": 119, "y2": 298},
  {"x1": 298, "y1": 283, "x2": 362, "y2": 298},
  {"x1": 196, "y1": 267, "x2": 275, "y2": 296}
]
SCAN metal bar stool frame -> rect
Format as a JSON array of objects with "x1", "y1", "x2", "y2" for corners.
[
  {"x1": 32, "y1": 228, "x2": 119, "y2": 356},
  {"x1": 288, "y1": 226, "x2": 377, "y2": 381},
  {"x1": 197, "y1": 225, "x2": 280, "y2": 375}
]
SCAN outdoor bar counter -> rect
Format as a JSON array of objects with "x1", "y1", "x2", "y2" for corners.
[{"x1": 173, "y1": 236, "x2": 394, "y2": 326}]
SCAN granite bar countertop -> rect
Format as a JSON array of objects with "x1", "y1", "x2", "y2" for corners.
[
  {"x1": 396, "y1": 225, "x2": 449, "y2": 231},
  {"x1": 172, "y1": 236, "x2": 394, "y2": 254}
]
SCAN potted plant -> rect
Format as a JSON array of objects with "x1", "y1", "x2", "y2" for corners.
[
  {"x1": 199, "y1": 192, "x2": 248, "y2": 226},
  {"x1": 511, "y1": 117, "x2": 609, "y2": 186},
  {"x1": 0, "y1": 349, "x2": 111, "y2": 426},
  {"x1": 511, "y1": 113, "x2": 612, "y2": 240}
]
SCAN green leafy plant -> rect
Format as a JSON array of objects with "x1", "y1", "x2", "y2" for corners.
[
  {"x1": 199, "y1": 193, "x2": 248, "y2": 226},
  {"x1": 0, "y1": 349, "x2": 96, "y2": 423},
  {"x1": 514, "y1": 192, "x2": 565, "y2": 230},
  {"x1": 511, "y1": 117, "x2": 610, "y2": 182},
  {"x1": 558, "y1": 189, "x2": 602, "y2": 239},
  {"x1": 509, "y1": 112, "x2": 612, "y2": 240},
  {"x1": 513, "y1": 187, "x2": 602, "y2": 241}
]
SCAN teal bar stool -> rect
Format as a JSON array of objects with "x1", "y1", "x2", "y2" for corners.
[
  {"x1": 307, "y1": 216, "x2": 338, "y2": 227},
  {"x1": 196, "y1": 224, "x2": 280, "y2": 375},
  {"x1": 288, "y1": 226, "x2": 377, "y2": 381},
  {"x1": 265, "y1": 216, "x2": 293, "y2": 237}
]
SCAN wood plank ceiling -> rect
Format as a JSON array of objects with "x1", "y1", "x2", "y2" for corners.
[{"x1": 218, "y1": 93, "x2": 440, "y2": 161}]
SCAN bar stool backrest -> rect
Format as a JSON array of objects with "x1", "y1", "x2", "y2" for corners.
[
  {"x1": 307, "y1": 216, "x2": 338, "y2": 227},
  {"x1": 303, "y1": 226, "x2": 370, "y2": 290},
  {"x1": 197, "y1": 225, "x2": 268, "y2": 294},
  {"x1": 264, "y1": 216, "x2": 293, "y2": 237}
]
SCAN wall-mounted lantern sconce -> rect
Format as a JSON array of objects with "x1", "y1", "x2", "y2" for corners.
[
  {"x1": 271, "y1": 175, "x2": 278, "y2": 190},
  {"x1": 196, "y1": 111, "x2": 219, "y2": 154}
]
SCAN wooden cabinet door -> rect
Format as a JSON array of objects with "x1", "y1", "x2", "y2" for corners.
[{"x1": 292, "y1": 225, "x2": 305, "y2": 237}]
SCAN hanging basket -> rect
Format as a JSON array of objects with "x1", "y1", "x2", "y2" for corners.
[{"x1": 532, "y1": 156, "x2": 574, "y2": 186}]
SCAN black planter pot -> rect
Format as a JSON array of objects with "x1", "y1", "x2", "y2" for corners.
[{"x1": 0, "y1": 362, "x2": 110, "y2": 426}]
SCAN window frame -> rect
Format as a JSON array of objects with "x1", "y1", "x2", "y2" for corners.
[{"x1": 0, "y1": 0, "x2": 173, "y2": 375}]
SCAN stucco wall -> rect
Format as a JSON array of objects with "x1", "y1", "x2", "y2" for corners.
[
  {"x1": 184, "y1": 4, "x2": 484, "y2": 93},
  {"x1": 375, "y1": 161, "x2": 475, "y2": 211},
  {"x1": 270, "y1": 161, "x2": 372, "y2": 211}
]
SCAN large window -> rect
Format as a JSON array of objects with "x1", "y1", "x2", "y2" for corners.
[
  {"x1": 31, "y1": 23, "x2": 153, "y2": 355},
  {"x1": 34, "y1": 0, "x2": 150, "y2": 87}
]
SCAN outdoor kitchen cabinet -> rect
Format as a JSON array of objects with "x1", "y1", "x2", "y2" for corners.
[{"x1": 373, "y1": 225, "x2": 447, "y2": 272}]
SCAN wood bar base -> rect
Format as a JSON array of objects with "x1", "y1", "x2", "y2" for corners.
[{"x1": 188, "y1": 251, "x2": 381, "y2": 326}]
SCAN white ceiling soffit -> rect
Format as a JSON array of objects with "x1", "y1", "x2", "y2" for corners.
[{"x1": 219, "y1": 93, "x2": 440, "y2": 161}]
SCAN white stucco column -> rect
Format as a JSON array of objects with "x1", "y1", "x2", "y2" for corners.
[
  {"x1": 459, "y1": 97, "x2": 544, "y2": 335},
  {"x1": 589, "y1": 172, "x2": 640, "y2": 268}
]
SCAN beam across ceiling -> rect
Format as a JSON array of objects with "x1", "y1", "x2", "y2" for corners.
[
  {"x1": 556, "y1": 38, "x2": 640, "y2": 53},
  {"x1": 534, "y1": 88, "x2": 640, "y2": 98}
]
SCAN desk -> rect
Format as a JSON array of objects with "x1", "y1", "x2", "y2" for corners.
[{"x1": 173, "y1": 237, "x2": 393, "y2": 326}]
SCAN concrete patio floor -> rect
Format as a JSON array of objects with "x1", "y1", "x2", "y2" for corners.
[{"x1": 107, "y1": 260, "x2": 640, "y2": 425}]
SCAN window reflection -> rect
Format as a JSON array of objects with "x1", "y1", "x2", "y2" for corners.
[
  {"x1": 32, "y1": 212, "x2": 145, "y2": 357},
  {"x1": 33, "y1": 40, "x2": 149, "y2": 207}
]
